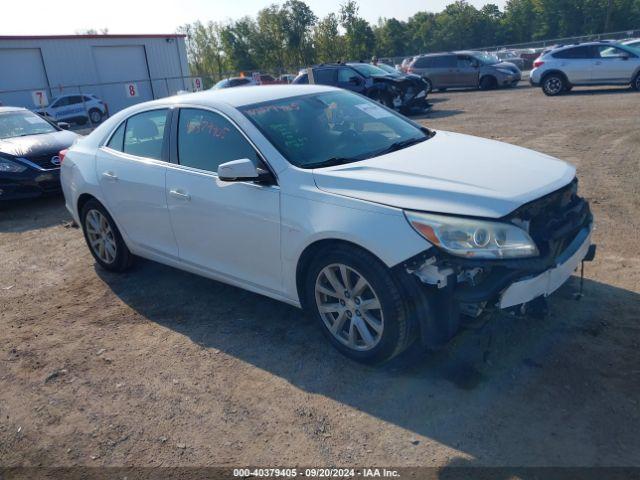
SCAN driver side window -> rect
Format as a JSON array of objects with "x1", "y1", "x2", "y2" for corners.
[
  {"x1": 338, "y1": 68, "x2": 359, "y2": 83},
  {"x1": 177, "y1": 108, "x2": 260, "y2": 174}
]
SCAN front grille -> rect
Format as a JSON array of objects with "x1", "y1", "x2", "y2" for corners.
[
  {"x1": 508, "y1": 178, "x2": 591, "y2": 258},
  {"x1": 25, "y1": 153, "x2": 60, "y2": 170}
]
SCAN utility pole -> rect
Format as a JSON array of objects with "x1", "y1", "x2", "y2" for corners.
[{"x1": 604, "y1": 0, "x2": 613, "y2": 33}]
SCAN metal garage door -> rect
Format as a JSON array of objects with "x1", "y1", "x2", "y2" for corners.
[
  {"x1": 92, "y1": 45, "x2": 153, "y2": 114},
  {"x1": 0, "y1": 48, "x2": 49, "y2": 108}
]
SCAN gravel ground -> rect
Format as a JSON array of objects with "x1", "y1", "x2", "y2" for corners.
[{"x1": 1, "y1": 81, "x2": 639, "y2": 471}]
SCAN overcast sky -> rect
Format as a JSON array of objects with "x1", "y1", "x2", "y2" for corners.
[{"x1": 3, "y1": 0, "x2": 506, "y2": 35}]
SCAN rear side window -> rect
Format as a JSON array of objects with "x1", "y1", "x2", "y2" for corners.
[
  {"x1": 177, "y1": 108, "x2": 260, "y2": 174},
  {"x1": 123, "y1": 109, "x2": 168, "y2": 160},
  {"x1": 313, "y1": 68, "x2": 337, "y2": 85},
  {"x1": 106, "y1": 122, "x2": 125, "y2": 151},
  {"x1": 553, "y1": 46, "x2": 595, "y2": 59},
  {"x1": 433, "y1": 55, "x2": 456, "y2": 68},
  {"x1": 413, "y1": 57, "x2": 432, "y2": 68}
]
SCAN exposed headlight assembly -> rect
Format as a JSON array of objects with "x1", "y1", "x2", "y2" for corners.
[
  {"x1": 404, "y1": 211, "x2": 539, "y2": 259},
  {"x1": 0, "y1": 156, "x2": 27, "y2": 173}
]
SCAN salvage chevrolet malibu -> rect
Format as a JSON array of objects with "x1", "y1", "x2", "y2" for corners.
[{"x1": 60, "y1": 85, "x2": 595, "y2": 363}]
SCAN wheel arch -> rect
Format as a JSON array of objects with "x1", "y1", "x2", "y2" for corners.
[
  {"x1": 541, "y1": 69, "x2": 569, "y2": 84},
  {"x1": 295, "y1": 238, "x2": 388, "y2": 310}
]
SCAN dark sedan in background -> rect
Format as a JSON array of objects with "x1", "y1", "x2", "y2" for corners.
[{"x1": 0, "y1": 107, "x2": 79, "y2": 201}]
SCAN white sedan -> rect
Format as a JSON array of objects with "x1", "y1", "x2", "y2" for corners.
[{"x1": 60, "y1": 85, "x2": 595, "y2": 363}]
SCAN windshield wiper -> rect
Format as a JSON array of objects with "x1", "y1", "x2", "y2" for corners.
[
  {"x1": 304, "y1": 156, "x2": 362, "y2": 169},
  {"x1": 373, "y1": 136, "x2": 429, "y2": 157}
]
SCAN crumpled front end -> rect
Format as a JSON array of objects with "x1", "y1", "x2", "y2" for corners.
[{"x1": 400, "y1": 178, "x2": 596, "y2": 346}]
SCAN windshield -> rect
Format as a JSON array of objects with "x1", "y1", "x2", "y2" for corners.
[
  {"x1": 472, "y1": 52, "x2": 500, "y2": 65},
  {"x1": 0, "y1": 111, "x2": 57, "y2": 139},
  {"x1": 376, "y1": 63, "x2": 400, "y2": 74},
  {"x1": 349, "y1": 63, "x2": 391, "y2": 77},
  {"x1": 240, "y1": 91, "x2": 430, "y2": 169}
]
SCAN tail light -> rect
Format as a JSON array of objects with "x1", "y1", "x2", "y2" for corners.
[
  {"x1": 59, "y1": 149, "x2": 68, "y2": 165},
  {"x1": 533, "y1": 59, "x2": 544, "y2": 68},
  {"x1": 407, "y1": 66, "x2": 414, "y2": 73}
]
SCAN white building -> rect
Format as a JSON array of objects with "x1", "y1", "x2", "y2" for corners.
[{"x1": 0, "y1": 34, "x2": 190, "y2": 113}]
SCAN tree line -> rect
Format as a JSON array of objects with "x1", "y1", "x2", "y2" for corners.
[{"x1": 178, "y1": 0, "x2": 640, "y2": 78}]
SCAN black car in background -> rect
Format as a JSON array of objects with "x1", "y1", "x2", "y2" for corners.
[
  {"x1": 292, "y1": 62, "x2": 429, "y2": 113},
  {"x1": 0, "y1": 107, "x2": 79, "y2": 201}
]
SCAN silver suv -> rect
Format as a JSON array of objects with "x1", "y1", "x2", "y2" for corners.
[
  {"x1": 407, "y1": 51, "x2": 521, "y2": 92},
  {"x1": 530, "y1": 41, "x2": 640, "y2": 95}
]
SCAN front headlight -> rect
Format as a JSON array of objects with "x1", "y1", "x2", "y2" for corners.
[
  {"x1": 0, "y1": 157, "x2": 28, "y2": 173},
  {"x1": 404, "y1": 211, "x2": 539, "y2": 259}
]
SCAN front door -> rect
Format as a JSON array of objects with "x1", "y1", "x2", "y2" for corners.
[
  {"x1": 455, "y1": 55, "x2": 479, "y2": 87},
  {"x1": 166, "y1": 108, "x2": 282, "y2": 291},
  {"x1": 592, "y1": 45, "x2": 639, "y2": 83},
  {"x1": 96, "y1": 108, "x2": 178, "y2": 258}
]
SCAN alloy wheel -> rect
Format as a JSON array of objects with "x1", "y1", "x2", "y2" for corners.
[
  {"x1": 85, "y1": 209, "x2": 117, "y2": 264},
  {"x1": 314, "y1": 263, "x2": 384, "y2": 351},
  {"x1": 544, "y1": 77, "x2": 563, "y2": 95}
]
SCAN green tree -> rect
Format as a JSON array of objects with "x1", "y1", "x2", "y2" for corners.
[
  {"x1": 314, "y1": 13, "x2": 343, "y2": 63},
  {"x1": 339, "y1": 1, "x2": 375, "y2": 60}
]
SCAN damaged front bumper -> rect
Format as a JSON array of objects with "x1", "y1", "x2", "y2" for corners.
[
  {"x1": 397, "y1": 182, "x2": 596, "y2": 347},
  {"x1": 498, "y1": 225, "x2": 594, "y2": 308}
]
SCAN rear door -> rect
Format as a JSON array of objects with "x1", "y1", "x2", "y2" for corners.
[
  {"x1": 165, "y1": 107, "x2": 281, "y2": 290},
  {"x1": 429, "y1": 55, "x2": 457, "y2": 88},
  {"x1": 96, "y1": 108, "x2": 178, "y2": 257},
  {"x1": 56, "y1": 95, "x2": 86, "y2": 121},
  {"x1": 592, "y1": 45, "x2": 639, "y2": 83},
  {"x1": 552, "y1": 46, "x2": 595, "y2": 84}
]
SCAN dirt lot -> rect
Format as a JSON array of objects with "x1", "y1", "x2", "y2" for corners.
[{"x1": 1, "y1": 82, "x2": 639, "y2": 471}]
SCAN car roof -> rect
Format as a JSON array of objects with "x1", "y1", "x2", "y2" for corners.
[
  {"x1": 0, "y1": 106, "x2": 28, "y2": 113},
  {"x1": 148, "y1": 84, "x2": 338, "y2": 109}
]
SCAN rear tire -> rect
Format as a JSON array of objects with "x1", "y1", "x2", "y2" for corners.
[
  {"x1": 303, "y1": 245, "x2": 414, "y2": 364},
  {"x1": 541, "y1": 73, "x2": 566, "y2": 96},
  {"x1": 632, "y1": 73, "x2": 640, "y2": 91},
  {"x1": 80, "y1": 199, "x2": 134, "y2": 272},
  {"x1": 89, "y1": 108, "x2": 103, "y2": 124}
]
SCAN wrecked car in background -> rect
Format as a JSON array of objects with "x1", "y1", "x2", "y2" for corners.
[
  {"x1": 293, "y1": 62, "x2": 429, "y2": 113},
  {"x1": 61, "y1": 85, "x2": 595, "y2": 364}
]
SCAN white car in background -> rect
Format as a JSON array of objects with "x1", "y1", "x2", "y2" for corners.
[
  {"x1": 35, "y1": 93, "x2": 108, "y2": 125},
  {"x1": 60, "y1": 85, "x2": 595, "y2": 363}
]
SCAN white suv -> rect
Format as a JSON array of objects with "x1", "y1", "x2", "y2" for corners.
[
  {"x1": 530, "y1": 41, "x2": 640, "y2": 95},
  {"x1": 35, "y1": 94, "x2": 108, "y2": 125},
  {"x1": 61, "y1": 86, "x2": 595, "y2": 363}
]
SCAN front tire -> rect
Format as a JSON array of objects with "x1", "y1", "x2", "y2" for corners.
[
  {"x1": 81, "y1": 199, "x2": 133, "y2": 272},
  {"x1": 541, "y1": 74, "x2": 566, "y2": 96},
  {"x1": 632, "y1": 73, "x2": 640, "y2": 91},
  {"x1": 303, "y1": 245, "x2": 414, "y2": 364},
  {"x1": 479, "y1": 75, "x2": 497, "y2": 90}
]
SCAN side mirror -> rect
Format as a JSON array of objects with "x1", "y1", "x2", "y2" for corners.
[
  {"x1": 349, "y1": 76, "x2": 362, "y2": 85},
  {"x1": 57, "y1": 121, "x2": 71, "y2": 130},
  {"x1": 218, "y1": 158, "x2": 274, "y2": 184},
  {"x1": 621, "y1": 54, "x2": 630, "y2": 60}
]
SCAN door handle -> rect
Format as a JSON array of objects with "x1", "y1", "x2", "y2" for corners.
[
  {"x1": 169, "y1": 188, "x2": 191, "y2": 201},
  {"x1": 102, "y1": 171, "x2": 118, "y2": 181}
]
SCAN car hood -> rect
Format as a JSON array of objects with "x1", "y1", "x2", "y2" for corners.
[
  {"x1": 489, "y1": 61, "x2": 521, "y2": 72},
  {"x1": 312, "y1": 130, "x2": 576, "y2": 218},
  {"x1": 0, "y1": 130, "x2": 79, "y2": 158}
]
